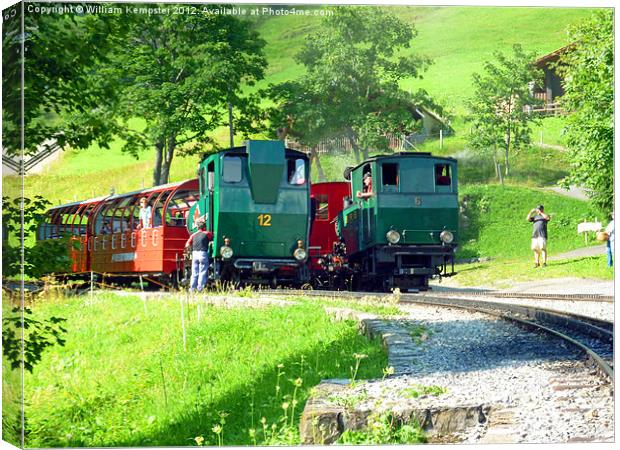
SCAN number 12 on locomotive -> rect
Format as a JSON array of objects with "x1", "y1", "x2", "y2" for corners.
[{"x1": 258, "y1": 214, "x2": 272, "y2": 227}]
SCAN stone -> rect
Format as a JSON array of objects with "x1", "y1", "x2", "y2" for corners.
[{"x1": 299, "y1": 382, "x2": 348, "y2": 444}]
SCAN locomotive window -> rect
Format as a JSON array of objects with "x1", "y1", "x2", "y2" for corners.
[
  {"x1": 435, "y1": 164, "x2": 451, "y2": 186},
  {"x1": 288, "y1": 159, "x2": 306, "y2": 185},
  {"x1": 199, "y1": 168, "x2": 206, "y2": 195},
  {"x1": 382, "y1": 163, "x2": 399, "y2": 191},
  {"x1": 223, "y1": 156, "x2": 242, "y2": 183},
  {"x1": 207, "y1": 161, "x2": 215, "y2": 191}
]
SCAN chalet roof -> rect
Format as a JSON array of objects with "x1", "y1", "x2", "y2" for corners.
[{"x1": 535, "y1": 43, "x2": 575, "y2": 68}]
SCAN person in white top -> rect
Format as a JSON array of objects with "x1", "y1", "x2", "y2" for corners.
[{"x1": 137, "y1": 198, "x2": 152, "y2": 229}]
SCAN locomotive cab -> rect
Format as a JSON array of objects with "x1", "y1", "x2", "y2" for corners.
[
  {"x1": 338, "y1": 153, "x2": 458, "y2": 291},
  {"x1": 191, "y1": 140, "x2": 311, "y2": 286}
]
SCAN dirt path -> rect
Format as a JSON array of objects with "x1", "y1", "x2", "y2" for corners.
[
  {"x1": 549, "y1": 244, "x2": 606, "y2": 260},
  {"x1": 545, "y1": 184, "x2": 589, "y2": 201}
]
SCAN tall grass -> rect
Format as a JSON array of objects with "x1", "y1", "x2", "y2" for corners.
[{"x1": 24, "y1": 294, "x2": 387, "y2": 447}]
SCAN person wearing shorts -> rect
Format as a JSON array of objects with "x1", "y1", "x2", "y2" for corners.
[{"x1": 526, "y1": 205, "x2": 551, "y2": 268}]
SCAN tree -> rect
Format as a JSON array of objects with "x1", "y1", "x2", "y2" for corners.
[
  {"x1": 2, "y1": 4, "x2": 128, "y2": 157},
  {"x1": 466, "y1": 44, "x2": 543, "y2": 177},
  {"x1": 557, "y1": 11, "x2": 613, "y2": 211},
  {"x1": 268, "y1": 6, "x2": 435, "y2": 163},
  {"x1": 108, "y1": 11, "x2": 267, "y2": 186},
  {"x1": 2, "y1": 196, "x2": 72, "y2": 278}
]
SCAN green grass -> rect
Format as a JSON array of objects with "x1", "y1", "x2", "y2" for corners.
[
  {"x1": 394, "y1": 6, "x2": 593, "y2": 112},
  {"x1": 2, "y1": 296, "x2": 23, "y2": 448},
  {"x1": 458, "y1": 184, "x2": 605, "y2": 261},
  {"x1": 24, "y1": 293, "x2": 387, "y2": 447},
  {"x1": 451, "y1": 255, "x2": 612, "y2": 288},
  {"x1": 530, "y1": 115, "x2": 568, "y2": 147}
]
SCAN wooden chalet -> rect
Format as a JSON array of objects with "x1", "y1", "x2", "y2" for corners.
[{"x1": 531, "y1": 44, "x2": 574, "y2": 115}]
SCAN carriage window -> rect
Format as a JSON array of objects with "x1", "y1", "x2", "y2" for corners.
[
  {"x1": 223, "y1": 156, "x2": 242, "y2": 183},
  {"x1": 288, "y1": 159, "x2": 306, "y2": 185},
  {"x1": 165, "y1": 190, "x2": 199, "y2": 227},
  {"x1": 38, "y1": 213, "x2": 60, "y2": 240},
  {"x1": 382, "y1": 163, "x2": 399, "y2": 191},
  {"x1": 435, "y1": 164, "x2": 451, "y2": 186}
]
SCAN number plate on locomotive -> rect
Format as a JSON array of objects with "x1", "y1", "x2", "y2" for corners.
[{"x1": 252, "y1": 261, "x2": 269, "y2": 272}]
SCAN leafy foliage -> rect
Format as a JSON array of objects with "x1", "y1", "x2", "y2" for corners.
[
  {"x1": 2, "y1": 307, "x2": 67, "y2": 373},
  {"x1": 557, "y1": 11, "x2": 613, "y2": 211},
  {"x1": 267, "y1": 6, "x2": 438, "y2": 162},
  {"x1": 2, "y1": 196, "x2": 71, "y2": 278},
  {"x1": 106, "y1": 11, "x2": 267, "y2": 185},
  {"x1": 466, "y1": 44, "x2": 543, "y2": 176},
  {"x1": 2, "y1": 4, "x2": 128, "y2": 156}
]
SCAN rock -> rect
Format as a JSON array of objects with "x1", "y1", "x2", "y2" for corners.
[{"x1": 299, "y1": 382, "x2": 347, "y2": 444}]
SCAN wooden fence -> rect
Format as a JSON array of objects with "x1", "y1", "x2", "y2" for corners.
[{"x1": 286, "y1": 130, "x2": 451, "y2": 155}]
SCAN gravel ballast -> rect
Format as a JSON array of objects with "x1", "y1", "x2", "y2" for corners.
[{"x1": 313, "y1": 302, "x2": 614, "y2": 444}]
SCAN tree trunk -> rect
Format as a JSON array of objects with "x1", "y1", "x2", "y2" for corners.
[
  {"x1": 160, "y1": 136, "x2": 176, "y2": 185},
  {"x1": 310, "y1": 146, "x2": 326, "y2": 182},
  {"x1": 347, "y1": 128, "x2": 361, "y2": 163},
  {"x1": 362, "y1": 147, "x2": 369, "y2": 160},
  {"x1": 492, "y1": 145, "x2": 499, "y2": 179},
  {"x1": 153, "y1": 139, "x2": 165, "y2": 186},
  {"x1": 504, "y1": 124, "x2": 511, "y2": 177}
]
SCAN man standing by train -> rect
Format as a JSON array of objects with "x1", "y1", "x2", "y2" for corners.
[{"x1": 185, "y1": 218, "x2": 212, "y2": 292}]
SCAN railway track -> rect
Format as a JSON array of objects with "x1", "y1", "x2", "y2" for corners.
[
  {"x1": 264, "y1": 289, "x2": 615, "y2": 384},
  {"x1": 421, "y1": 290, "x2": 614, "y2": 303}
]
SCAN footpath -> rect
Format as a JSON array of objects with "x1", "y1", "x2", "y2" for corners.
[{"x1": 432, "y1": 244, "x2": 613, "y2": 296}]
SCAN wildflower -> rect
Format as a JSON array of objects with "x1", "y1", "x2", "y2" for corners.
[
  {"x1": 277, "y1": 363, "x2": 284, "y2": 369},
  {"x1": 294, "y1": 377, "x2": 303, "y2": 387},
  {"x1": 260, "y1": 417, "x2": 267, "y2": 425},
  {"x1": 194, "y1": 436, "x2": 204, "y2": 446},
  {"x1": 212, "y1": 425, "x2": 222, "y2": 435},
  {"x1": 353, "y1": 353, "x2": 368, "y2": 360},
  {"x1": 282, "y1": 402, "x2": 290, "y2": 410},
  {"x1": 248, "y1": 429, "x2": 256, "y2": 438},
  {"x1": 382, "y1": 366, "x2": 395, "y2": 379}
]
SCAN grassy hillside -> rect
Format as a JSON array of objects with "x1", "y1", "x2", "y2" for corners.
[
  {"x1": 394, "y1": 7, "x2": 592, "y2": 112},
  {"x1": 458, "y1": 184, "x2": 605, "y2": 260},
  {"x1": 3, "y1": 5, "x2": 590, "y2": 196}
]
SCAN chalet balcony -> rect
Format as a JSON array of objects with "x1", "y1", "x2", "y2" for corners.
[{"x1": 526, "y1": 92, "x2": 564, "y2": 116}]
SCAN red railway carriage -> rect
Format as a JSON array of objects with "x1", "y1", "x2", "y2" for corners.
[
  {"x1": 89, "y1": 180, "x2": 198, "y2": 280},
  {"x1": 308, "y1": 182, "x2": 351, "y2": 289},
  {"x1": 37, "y1": 196, "x2": 107, "y2": 273},
  {"x1": 38, "y1": 180, "x2": 199, "y2": 283},
  {"x1": 309, "y1": 181, "x2": 351, "y2": 264}
]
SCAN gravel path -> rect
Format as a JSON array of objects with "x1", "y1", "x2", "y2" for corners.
[
  {"x1": 339, "y1": 303, "x2": 614, "y2": 443},
  {"x1": 550, "y1": 245, "x2": 607, "y2": 260},
  {"x1": 546, "y1": 184, "x2": 589, "y2": 201},
  {"x1": 431, "y1": 277, "x2": 614, "y2": 297}
]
